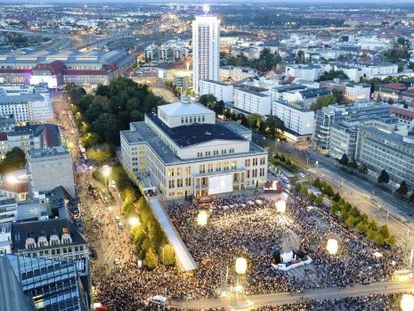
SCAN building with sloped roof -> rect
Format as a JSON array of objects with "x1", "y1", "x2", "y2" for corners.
[
  {"x1": 0, "y1": 49, "x2": 135, "y2": 88},
  {"x1": 120, "y1": 97, "x2": 268, "y2": 199}
]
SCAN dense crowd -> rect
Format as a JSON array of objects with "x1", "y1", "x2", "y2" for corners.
[
  {"x1": 93, "y1": 190, "x2": 404, "y2": 309},
  {"x1": 253, "y1": 293, "x2": 405, "y2": 311}
]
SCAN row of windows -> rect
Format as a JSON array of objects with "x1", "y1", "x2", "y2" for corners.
[
  {"x1": 181, "y1": 115, "x2": 206, "y2": 124},
  {"x1": 197, "y1": 148, "x2": 235, "y2": 158},
  {"x1": 168, "y1": 178, "x2": 192, "y2": 189},
  {"x1": 167, "y1": 166, "x2": 192, "y2": 177}
]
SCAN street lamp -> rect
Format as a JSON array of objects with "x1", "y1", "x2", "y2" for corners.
[
  {"x1": 128, "y1": 216, "x2": 140, "y2": 228},
  {"x1": 232, "y1": 257, "x2": 253, "y2": 309},
  {"x1": 275, "y1": 200, "x2": 287, "y2": 214},
  {"x1": 401, "y1": 294, "x2": 414, "y2": 311},
  {"x1": 197, "y1": 210, "x2": 209, "y2": 226},
  {"x1": 326, "y1": 239, "x2": 339, "y2": 256},
  {"x1": 235, "y1": 257, "x2": 247, "y2": 275},
  {"x1": 102, "y1": 165, "x2": 112, "y2": 187}
]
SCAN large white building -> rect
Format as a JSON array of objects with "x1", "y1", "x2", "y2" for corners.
[
  {"x1": 0, "y1": 84, "x2": 53, "y2": 123},
  {"x1": 234, "y1": 86, "x2": 271, "y2": 116},
  {"x1": 192, "y1": 10, "x2": 220, "y2": 93},
  {"x1": 199, "y1": 80, "x2": 234, "y2": 102},
  {"x1": 120, "y1": 98, "x2": 268, "y2": 199},
  {"x1": 345, "y1": 83, "x2": 371, "y2": 102},
  {"x1": 285, "y1": 64, "x2": 324, "y2": 81},
  {"x1": 27, "y1": 147, "x2": 76, "y2": 198},
  {"x1": 272, "y1": 101, "x2": 315, "y2": 136}
]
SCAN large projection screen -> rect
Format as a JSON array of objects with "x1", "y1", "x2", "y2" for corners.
[{"x1": 208, "y1": 174, "x2": 233, "y2": 195}]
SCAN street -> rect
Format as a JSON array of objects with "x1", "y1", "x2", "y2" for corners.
[
  {"x1": 170, "y1": 279, "x2": 414, "y2": 310},
  {"x1": 52, "y1": 93, "x2": 135, "y2": 273}
]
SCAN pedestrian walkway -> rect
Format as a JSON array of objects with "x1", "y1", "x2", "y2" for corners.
[{"x1": 148, "y1": 198, "x2": 197, "y2": 272}]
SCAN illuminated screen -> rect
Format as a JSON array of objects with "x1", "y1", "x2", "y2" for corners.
[{"x1": 208, "y1": 174, "x2": 233, "y2": 195}]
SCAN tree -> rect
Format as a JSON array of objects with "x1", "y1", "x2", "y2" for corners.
[
  {"x1": 349, "y1": 159, "x2": 358, "y2": 169},
  {"x1": 143, "y1": 247, "x2": 159, "y2": 270},
  {"x1": 0, "y1": 147, "x2": 26, "y2": 174},
  {"x1": 332, "y1": 192, "x2": 341, "y2": 202},
  {"x1": 410, "y1": 193, "x2": 414, "y2": 205},
  {"x1": 311, "y1": 95, "x2": 337, "y2": 110},
  {"x1": 160, "y1": 244, "x2": 175, "y2": 267},
  {"x1": 358, "y1": 164, "x2": 368, "y2": 174},
  {"x1": 295, "y1": 50, "x2": 306, "y2": 64},
  {"x1": 396, "y1": 181, "x2": 408, "y2": 197},
  {"x1": 86, "y1": 144, "x2": 112, "y2": 165},
  {"x1": 315, "y1": 195, "x2": 323, "y2": 206},
  {"x1": 318, "y1": 70, "x2": 348, "y2": 82},
  {"x1": 339, "y1": 154, "x2": 349, "y2": 166},
  {"x1": 377, "y1": 169, "x2": 390, "y2": 184},
  {"x1": 264, "y1": 115, "x2": 284, "y2": 139}
]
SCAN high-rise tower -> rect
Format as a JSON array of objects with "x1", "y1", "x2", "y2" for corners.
[{"x1": 192, "y1": 4, "x2": 220, "y2": 94}]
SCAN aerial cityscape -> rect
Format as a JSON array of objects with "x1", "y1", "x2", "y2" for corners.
[{"x1": 0, "y1": 1, "x2": 414, "y2": 310}]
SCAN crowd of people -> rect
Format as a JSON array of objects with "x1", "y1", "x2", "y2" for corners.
[
  {"x1": 254, "y1": 292, "x2": 405, "y2": 311},
  {"x1": 92, "y1": 189, "x2": 404, "y2": 309}
]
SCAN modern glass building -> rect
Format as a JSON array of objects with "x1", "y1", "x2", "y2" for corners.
[{"x1": 1, "y1": 252, "x2": 88, "y2": 311}]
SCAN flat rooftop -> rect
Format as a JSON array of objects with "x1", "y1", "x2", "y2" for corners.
[{"x1": 147, "y1": 113, "x2": 244, "y2": 148}]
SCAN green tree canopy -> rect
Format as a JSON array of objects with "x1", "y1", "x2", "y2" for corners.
[
  {"x1": 0, "y1": 147, "x2": 26, "y2": 174},
  {"x1": 377, "y1": 169, "x2": 390, "y2": 184},
  {"x1": 143, "y1": 247, "x2": 159, "y2": 270}
]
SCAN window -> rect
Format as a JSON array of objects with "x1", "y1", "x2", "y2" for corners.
[
  {"x1": 185, "y1": 178, "x2": 191, "y2": 186},
  {"x1": 253, "y1": 158, "x2": 258, "y2": 166},
  {"x1": 245, "y1": 159, "x2": 251, "y2": 167},
  {"x1": 168, "y1": 180, "x2": 175, "y2": 189},
  {"x1": 213, "y1": 150, "x2": 219, "y2": 155},
  {"x1": 199, "y1": 164, "x2": 206, "y2": 174},
  {"x1": 177, "y1": 179, "x2": 183, "y2": 187}
]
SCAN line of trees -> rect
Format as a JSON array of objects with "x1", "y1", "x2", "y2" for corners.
[
  {"x1": 295, "y1": 178, "x2": 396, "y2": 246},
  {"x1": 93, "y1": 165, "x2": 175, "y2": 269},
  {"x1": 221, "y1": 48, "x2": 282, "y2": 73},
  {"x1": 65, "y1": 78, "x2": 165, "y2": 162}
]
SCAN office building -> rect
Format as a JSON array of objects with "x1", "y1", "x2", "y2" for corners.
[
  {"x1": 234, "y1": 85, "x2": 271, "y2": 116},
  {"x1": 272, "y1": 101, "x2": 315, "y2": 137},
  {"x1": 27, "y1": 146, "x2": 76, "y2": 198},
  {"x1": 192, "y1": 9, "x2": 220, "y2": 93},
  {"x1": 344, "y1": 83, "x2": 371, "y2": 101},
  {"x1": 3, "y1": 124, "x2": 61, "y2": 156},
  {"x1": 285, "y1": 64, "x2": 324, "y2": 81},
  {"x1": 356, "y1": 121, "x2": 414, "y2": 189},
  {"x1": 0, "y1": 198, "x2": 17, "y2": 224},
  {"x1": 219, "y1": 66, "x2": 257, "y2": 82},
  {"x1": 1, "y1": 252, "x2": 88, "y2": 310},
  {"x1": 314, "y1": 101, "x2": 391, "y2": 149},
  {"x1": 120, "y1": 97, "x2": 268, "y2": 199},
  {"x1": 0, "y1": 84, "x2": 53, "y2": 123},
  {"x1": 199, "y1": 80, "x2": 234, "y2": 102}
]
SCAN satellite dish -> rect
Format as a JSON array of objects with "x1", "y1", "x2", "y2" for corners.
[{"x1": 202, "y1": 4, "x2": 210, "y2": 14}]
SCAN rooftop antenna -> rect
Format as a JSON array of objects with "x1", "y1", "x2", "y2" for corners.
[{"x1": 202, "y1": 3, "x2": 210, "y2": 15}]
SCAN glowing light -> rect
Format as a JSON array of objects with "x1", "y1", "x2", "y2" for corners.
[
  {"x1": 197, "y1": 210, "x2": 209, "y2": 226},
  {"x1": 275, "y1": 200, "x2": 287, "y2": 214},
  {"x1": 235, "y1": 257, "x2": 247, "y2": 275},
  {"x1": 5, "y1": 174, "x2": 18, "y2": 184},
  {"x1": 326, "y1": 239, "x2": 338, "y2": 256},
  {"x1": 102, "y1": 165, "x2": 112, "y2": 178},
  {"x1": 401, "y1": 294, "x2": 414, "y2": 311},
  {"x1": 128, "y1": 217, "x2": 140, "y2": 227}
]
